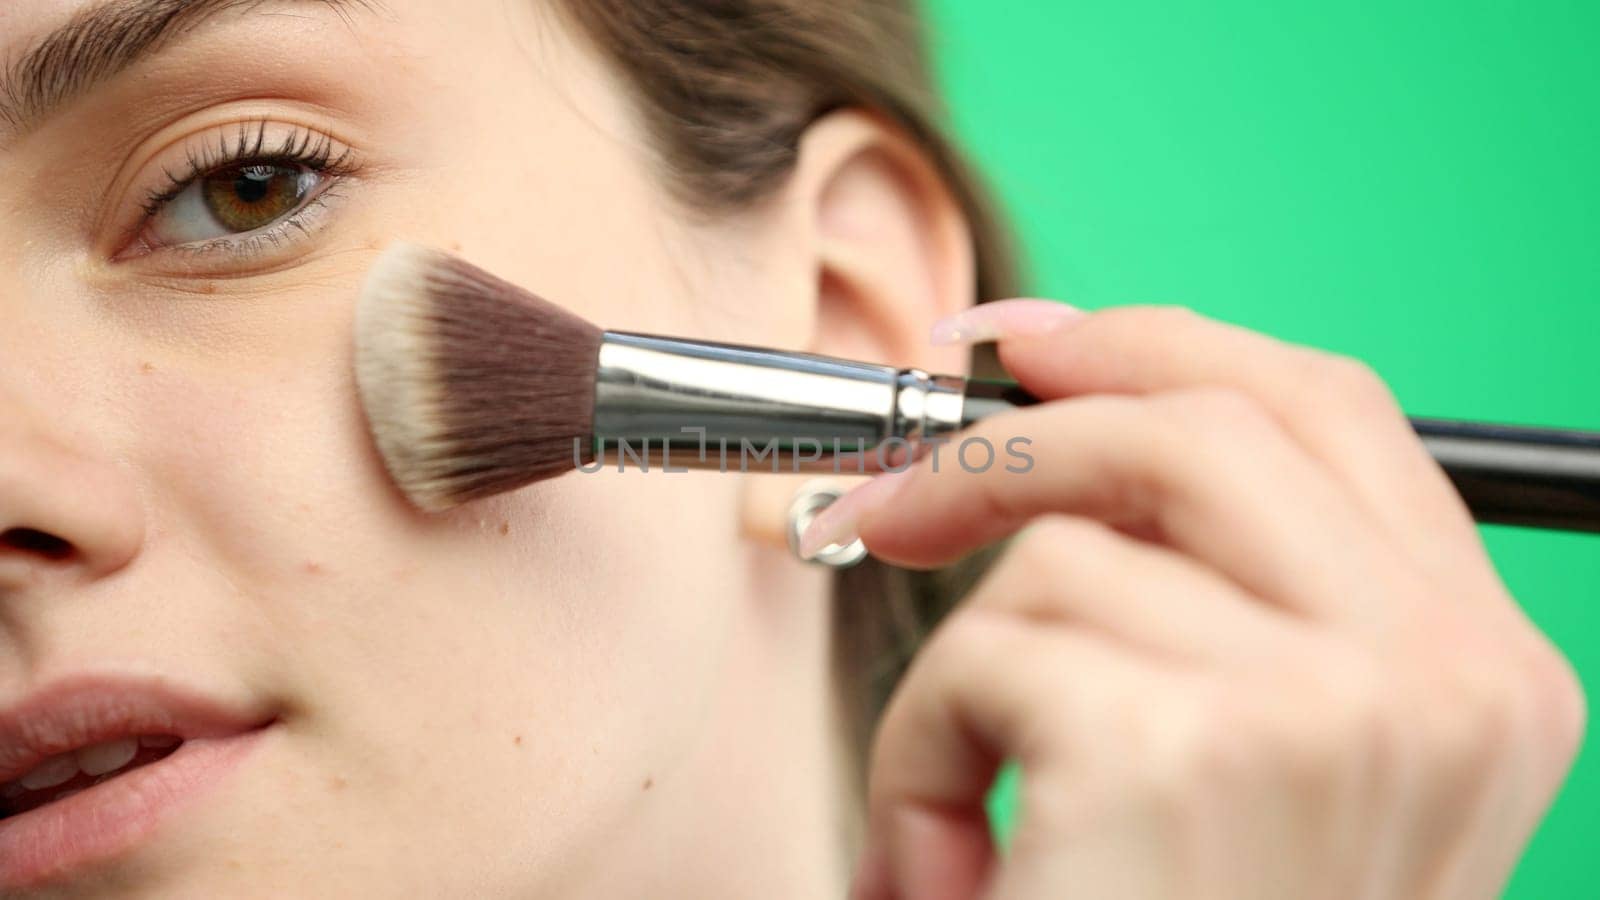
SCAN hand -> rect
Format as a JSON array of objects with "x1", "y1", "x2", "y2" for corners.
[{"x1": 804, "y1": 302, "x2": 1586, "y2": 900}]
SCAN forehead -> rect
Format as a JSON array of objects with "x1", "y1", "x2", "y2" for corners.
[
  {"x1": 0, "y1": 1, "x2": 375, "y2": 64},
  {"x1": 0, "y1": 0, "x2": 85, "y2": 54},
  {"x1": 0, "y1": 0, "x2": 399, "y2": 141}
]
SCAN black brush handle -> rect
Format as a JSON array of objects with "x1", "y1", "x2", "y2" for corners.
[
  {"x1": 1410, "y1": 418, "x2": 1600, "y2": 534},
  {"x1": 962, "y1": 380, "x2": 1600, "y2": 535}
]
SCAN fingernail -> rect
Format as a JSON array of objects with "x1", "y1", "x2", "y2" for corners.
[
  {"x1": 799, "y1": 468, "x2": 916, "y2": 560},
  {"x1": 890, "y1": 806, "x2": 994, "y2": 900},
  {"x1": 930, "y1": 298, "x2": 1086, "y2": 346}
]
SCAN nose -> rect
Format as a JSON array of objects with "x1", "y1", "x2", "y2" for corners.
[{"x1": 0, "y1": 395, "x2": 145, "y2": 590}]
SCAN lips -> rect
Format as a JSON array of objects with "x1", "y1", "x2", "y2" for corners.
[
  {"x1": 1, "y1": 734, "x2": 185, "y2": 818},
  {"x1": 0, "y1": 679, "x2": 255, "y2": 783},
  {"x1": 0, "y1": 676, "x2": 276, "y2": 890}
]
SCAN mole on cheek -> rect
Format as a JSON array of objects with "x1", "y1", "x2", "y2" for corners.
[
  {"x1": 304, "y1": 560, "x2": 325, "y2": 575},
  {"x1": 139, "y1": 362, "x2": 155, "y2": 375}
]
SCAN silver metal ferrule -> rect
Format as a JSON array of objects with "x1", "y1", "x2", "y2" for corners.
[{"x1": 591, "y1": 332, "x2": 970, "y2": 473}]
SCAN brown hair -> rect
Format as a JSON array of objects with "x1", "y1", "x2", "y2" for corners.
[{"x1": 551, "y1": 0, "x2": 1020, "y2": 782}]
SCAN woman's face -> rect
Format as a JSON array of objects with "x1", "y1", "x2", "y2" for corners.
[{"x1": 0, "y1": 2, "x2": 843, "y2": 895}]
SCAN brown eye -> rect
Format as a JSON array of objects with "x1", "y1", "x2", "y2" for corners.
[
  {"x1": 200, "y1": 164, "x2": 312, "y2": 233},
  {"x1": 143, "y1": 160, "x2": 328, "y2": 249}
]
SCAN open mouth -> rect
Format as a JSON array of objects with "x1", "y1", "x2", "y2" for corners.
[
  {"x1": 0, "y1": 677, "x2": 276, "y2": 890},
  {"x1": 0, "y1": 735, "x2": 185, "y2": 820}
]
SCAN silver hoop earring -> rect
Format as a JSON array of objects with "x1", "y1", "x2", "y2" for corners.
[{"x1": 786, "y1": 483, "x2": 869, "y2": 569}]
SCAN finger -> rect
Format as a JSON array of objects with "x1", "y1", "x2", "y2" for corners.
[
  {"x1": 850, "y1": 804, "x2": 992, "y2": 900},
  {"x1": 822, "y1": 389, "x2": 1421, "y2": 625},
  {"x1": 863, "y1": 612, "x2": 1193, "y2": 900},
  {"x1": 970, "y1": 516, "x2": 1313, "y2": 665},
  {"x1": 943, "y1": 302, "x2": 1485, "y2": 576}
]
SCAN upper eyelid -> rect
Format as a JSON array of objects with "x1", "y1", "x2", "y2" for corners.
[
  {"x1": 120, "y1": 116, "x2": 358, "y2": 203},
  {"x1": 89, "y1": 98, "x2": 366, "y2": 232},
  {"x1": 139, "y1": 120, "x2": 354, "y2": 215}
]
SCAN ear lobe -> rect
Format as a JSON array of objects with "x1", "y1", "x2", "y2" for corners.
[{"x1": 791, "y1": 110, "x2": 976, "y2": 375}]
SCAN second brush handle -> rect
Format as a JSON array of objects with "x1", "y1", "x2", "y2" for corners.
[
  {"x1": 1410, "y1": 419, "x2": 1600, "y2": 534},
  {"x1": 963, "y1": 379, "x2": 1600, "y2": 535}
]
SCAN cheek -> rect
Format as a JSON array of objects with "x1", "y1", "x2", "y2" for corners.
[
  {"x1": 125, "y1": 307, "x2": 398, "y2": 581},
  {"x1": 118, "y1": 321, "x2": 744, "y2": 842},
  {"x1": 112, "y1": 283, "x2": 731, "y2": 718}
]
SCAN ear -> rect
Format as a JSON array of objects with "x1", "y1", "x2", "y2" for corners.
[
  {"x1": 737, "y1": 109, "x2": 978, "y2": 548},
  {"x1": 790, "y1": 109, "x2": 977, "y2": 374}
]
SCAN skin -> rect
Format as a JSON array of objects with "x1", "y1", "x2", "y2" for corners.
[{"x1": 0, "y1": 1, "x2": 1583, "y2": 898}]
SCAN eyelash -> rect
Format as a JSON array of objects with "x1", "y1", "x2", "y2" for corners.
[{"x1": 133, "y1": 120, "x2": 357, "y2": 259}]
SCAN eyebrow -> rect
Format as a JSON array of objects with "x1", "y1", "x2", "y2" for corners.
[{"x1": 0, "y1": 0, "x2": 377, "y2": 135}]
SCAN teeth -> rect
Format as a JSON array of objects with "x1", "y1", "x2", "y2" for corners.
[
  {"x1": 5, "y1": 735, "x2": 179, "y2": 796},
  {"x1": 76, "y1": 738, "x2": 138, "y2": 777},
  {"x1": 19, "y1": 754, "x2": 78, "y2": 790}
]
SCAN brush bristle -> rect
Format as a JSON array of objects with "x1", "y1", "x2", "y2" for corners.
[{"x1": 355, "y1": 243, "x2": 603, "y2": 511}]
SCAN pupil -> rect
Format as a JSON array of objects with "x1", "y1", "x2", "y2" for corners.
[{"x1": 234, "y1": 166, "x2": 277, "y2": 205}]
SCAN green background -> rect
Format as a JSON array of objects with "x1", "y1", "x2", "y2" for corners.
[{"x1": 924, "y1": 0, "x2": 1598, "y2": 894}]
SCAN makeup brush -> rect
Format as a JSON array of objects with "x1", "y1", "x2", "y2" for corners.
[{"x1": 354, "y1": 243, "x2": 1600, "y2": 534}]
